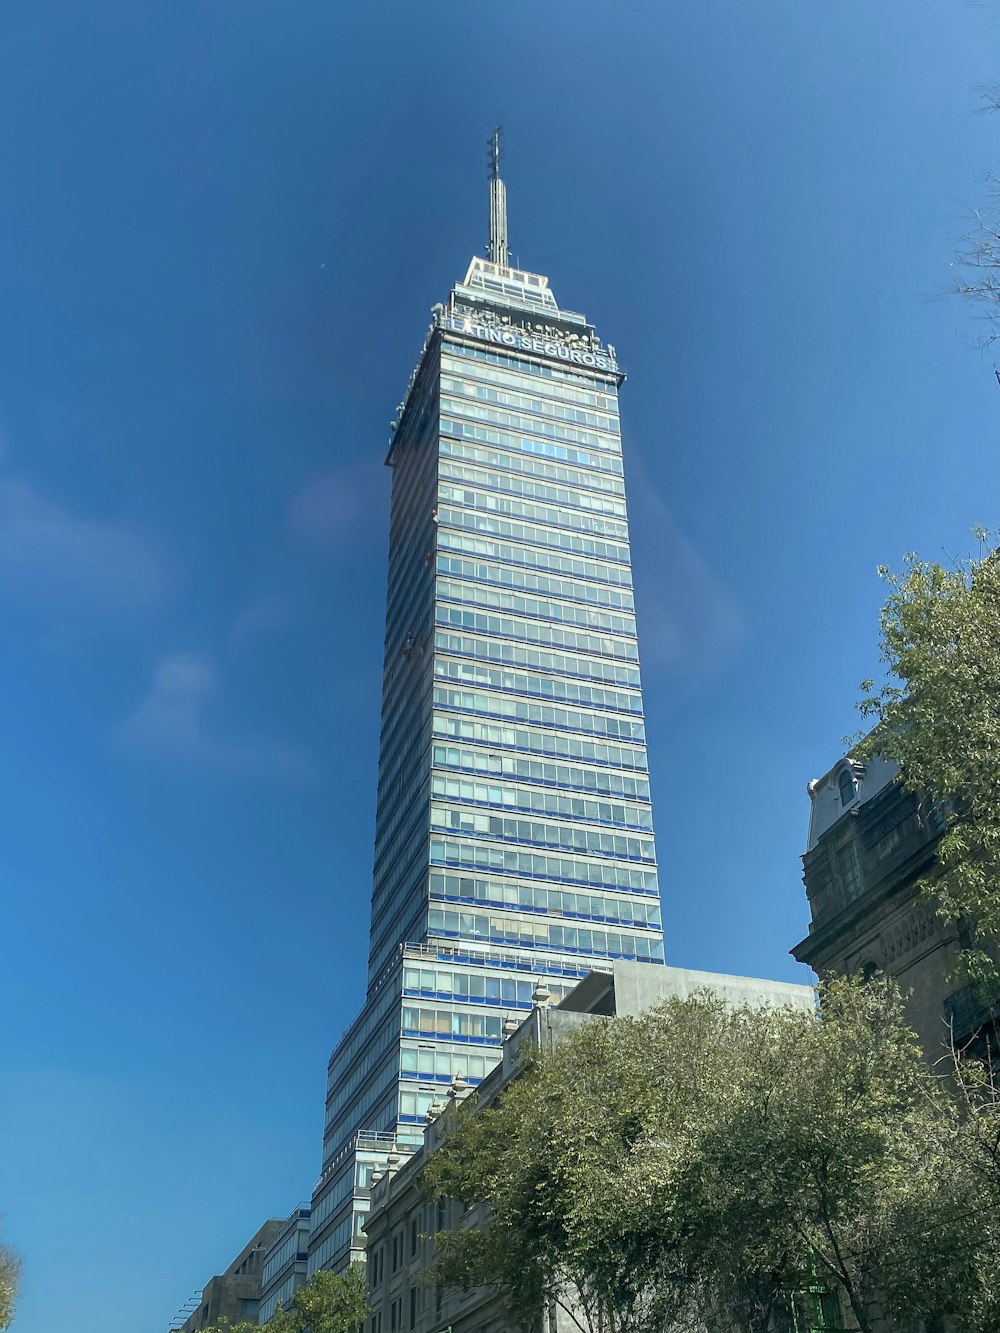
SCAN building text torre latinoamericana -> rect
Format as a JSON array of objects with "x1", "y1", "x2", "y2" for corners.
[{"x1": 296, "y1": 137, "x2": 666, "y2": 1293}]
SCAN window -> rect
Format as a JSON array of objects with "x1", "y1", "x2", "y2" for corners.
[
  {"x1": 837, "y1": 839, "x2": 863, "y2": 902},
  {"x1": 410, "y1": 1218, "x2": 419, "y2": 1257},
  {"x1": 838, "y1": 769, "x2": 856, "y2": 807},
  {"x1": 409, "y1": 1287, "x2": 417, "y2": 1329}
]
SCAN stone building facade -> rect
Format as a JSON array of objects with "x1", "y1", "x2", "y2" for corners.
[{"x1": 790, "y1": 753, "x2": 975, "y2": 1060}]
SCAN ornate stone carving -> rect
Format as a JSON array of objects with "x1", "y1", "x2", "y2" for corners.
[{"x1": 881, "y1": 905, "x2": 938, "y2": 965}]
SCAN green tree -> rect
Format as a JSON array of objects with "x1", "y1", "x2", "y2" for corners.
[
  {"x1": 261, "y1": 1304, "x2": 298, "y2": 1333},
  {"x1": 197, "y1": 1265, "x2": 368, "y2": 1333},
  {"x1": 194, "y1": 1321, "x2": 259, "y2": 1333},
  {"x1": 290, "y1": 1265, "x2": 370, "y2": 1333},
  {"x1": 955, "y1": 86, "x2": 1000, "y2": 349},
  {"x1": 425, "y1": 979, "x2": 985, "y2": 1333},
  {"x1": 856, "y1": 540, "x2": 1000, "y2": 982},
  {"x1": 0, "y1": 1231, "x2": 20, "y2": 1331},
  {"x1": 923, "y1": 1037, "x2": 1000, "y2": 1331}
]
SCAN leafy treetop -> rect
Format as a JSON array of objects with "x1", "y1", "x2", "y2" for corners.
[
  {"x1": 857, "y1": 537, "x2": 1000, "y2": 982},
  {"x1": 424, "y1": 979, "x2": 1000, "y2": 1333},
  {"x1": 195, "y1": 1264, "x2": 369, "y2": 1333}
]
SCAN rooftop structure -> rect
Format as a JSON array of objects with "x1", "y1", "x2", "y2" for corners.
[{"x1": 167, "y1": 1219, "x2": 283, "y2": 1333}]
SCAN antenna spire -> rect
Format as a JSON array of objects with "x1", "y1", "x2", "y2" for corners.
[{"x1": 488, "y1": 126, "x2": 509, "y2": 268}]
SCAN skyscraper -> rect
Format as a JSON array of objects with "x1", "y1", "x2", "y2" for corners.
[{"x1": 305, "y1": 133, "x2": 665, "y2": 1279}]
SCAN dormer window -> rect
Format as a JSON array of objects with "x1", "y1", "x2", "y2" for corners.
[{"x1": 838, "y1": 769, "x2": 856, "y2": 807}]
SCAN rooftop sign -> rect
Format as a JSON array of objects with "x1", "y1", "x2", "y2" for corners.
[{"x1": 441, "y1": 314, "x2": 617, "y2": 375}]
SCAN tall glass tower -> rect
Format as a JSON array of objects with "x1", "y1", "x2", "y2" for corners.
[{"x1": 305, "y1": 133, "x2": 664, "y2": 1279}]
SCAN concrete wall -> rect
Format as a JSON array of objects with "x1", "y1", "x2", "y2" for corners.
[{"x1": 611, "y1": 960, "x2": 815, "y2": 1016}]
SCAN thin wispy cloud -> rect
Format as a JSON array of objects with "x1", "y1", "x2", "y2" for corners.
[
  {"x1": 118, "y1": 652, "x2": 316, "y2": 785},
  {"x1": 627, "y1": 459, "x2": 747, "y2": 678},
  {"x1": 230, "y1": 592, "x2": 298, "y2": 648},
  {"x1": 287, "y1": 459, "x2": 386, "y2": 549},
  {"x1": 0, "y1": 474, "x2": 174, "y2": 614}
]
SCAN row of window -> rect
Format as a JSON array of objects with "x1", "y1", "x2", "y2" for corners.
[
  {"x1": 434, "y1": 630, "x2": 642, "y2": 688},
  {"x1": 323, "y1": 985, "x2": 401, "y2": 1107},
  {"x1": 442, "y1": 461, "x2": 629, "y2": 533},
  {"x1": 427, "y1": 909, "x2": 665, "y2": 962},
  {"x1": 320, "y1": 1070, "x2": 402, "y2": 1178},
  {"x1": 368, "y1": 875, "x2": 431, "y2": 970},
  {"x1": 438, "y1": 502, "x2": 631, "y2": 566},
  {"x1": 323, "y1": 1037, "x2": 399, "y2": 1141},
  {"x1": 436, "y1": 553, "x2": 635, "y2": 612},
  {"x1": 441, "y1": 417, "x2": 615, "y2": 475},
  {"x1": 468, "y1": 270, "x2": 552, "y2": 302},
  {"x1": 400, "y1": 1044, "x2": 497, "y2": 1083},
  {"x1": 401, "y1": 966, "x2": 573, "y2": 1006},
  {"x1": 437, "y1": 577, "x2": 636, "y2": 635},
  {"x1": 439, "y1": 458, "x2": 627, "y2": 522},
  {"x1": 437, "y1": 605, "x2": 638, "y2": 664},
  {"x1": 260, "y1": 1267, "x2": 306, "y2": 1325},
  {"x1": 398, "y1": 1088, "x2": 443, "y2": 1121},
  {"x1": 430, "y1": 772, "x2": 652, "y2": 828},
  {"x1": 402, "y1": 1003, "x2": 506, "y2": 1043},
  {"x1": 372, "y1": 811, "x2": 427, "y2": 908},
  {"x1": 440, "y1": 395, "x2": 621, "y2": 453},
  {"x1": 440, "y1": 426, "x2": 622, "y2": 482},
  {"x1": 431, "y1": 743, "x2": 652, "y2": 800},
  {"x1": 373, "y1": 709, "x2": 430, "y2": 821},
  {"x1": 437, "y1": 526, "x2": 632, "y2": 588},
  {"x1": 435, "y1": 656, "x2": 642, "y2": 716},
  {"x1": 440, "y1": 375, "x2": 620, "y2": 432},
  {"x1": 433, "y1": 713, "x2": 649, "y2": 772},
  {"x1": 307, "y1": 1212, "x2": 359, "y2": 1277},
  {"x1": 429, "y1": 838, "x2": 658, "y2": 893},
  {"x1": 429, "y1": 870, "x2": 663, "y2": 928},
  {"x1": 310, "y1": 1154, "x2": 366, "y2": 1234},
  {"x1": 437, "y1": 631, "x2": 642, "y2": 693},
  {"x1": 439, "y1": 353, "x2": 619, "y2": 412},
  {"x1": 371, "y1": 775, "x2": 426, "y2": 873},
  {"x1": 434, "y1": 685, "x2": 645, "y2": 743},
  {"x1": 368, "y1": 1239, "x2": 421, "y2": 1332},
  {"x1": 260, "y1": 1228, "x2": 308, "y2": 1288},
  {"x1": 438, "y1": 483, "x2": 629, "y2": 542},
  {"x1": 430, "y1": 803, "x2": 655, "y2": 862},
  {"x1": 440, "y1": 434, "x2": 626, "y2": 495}
]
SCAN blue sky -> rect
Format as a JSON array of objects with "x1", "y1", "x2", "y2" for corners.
[{"x1": 1, "y1": 2, "x2": 997, "y2": 1329}]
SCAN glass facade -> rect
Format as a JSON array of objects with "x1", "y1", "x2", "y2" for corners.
[
  {"x1": 305, "y1": 248, "x2": 664, "y2": 1276},
  {"x1": 258, "y1": 1207, "x2": 311, "y2": 1324}
]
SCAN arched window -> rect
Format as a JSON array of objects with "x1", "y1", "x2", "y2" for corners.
[{"x1": 838, "y1": 769, "x2": 855, "y2": 807}]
